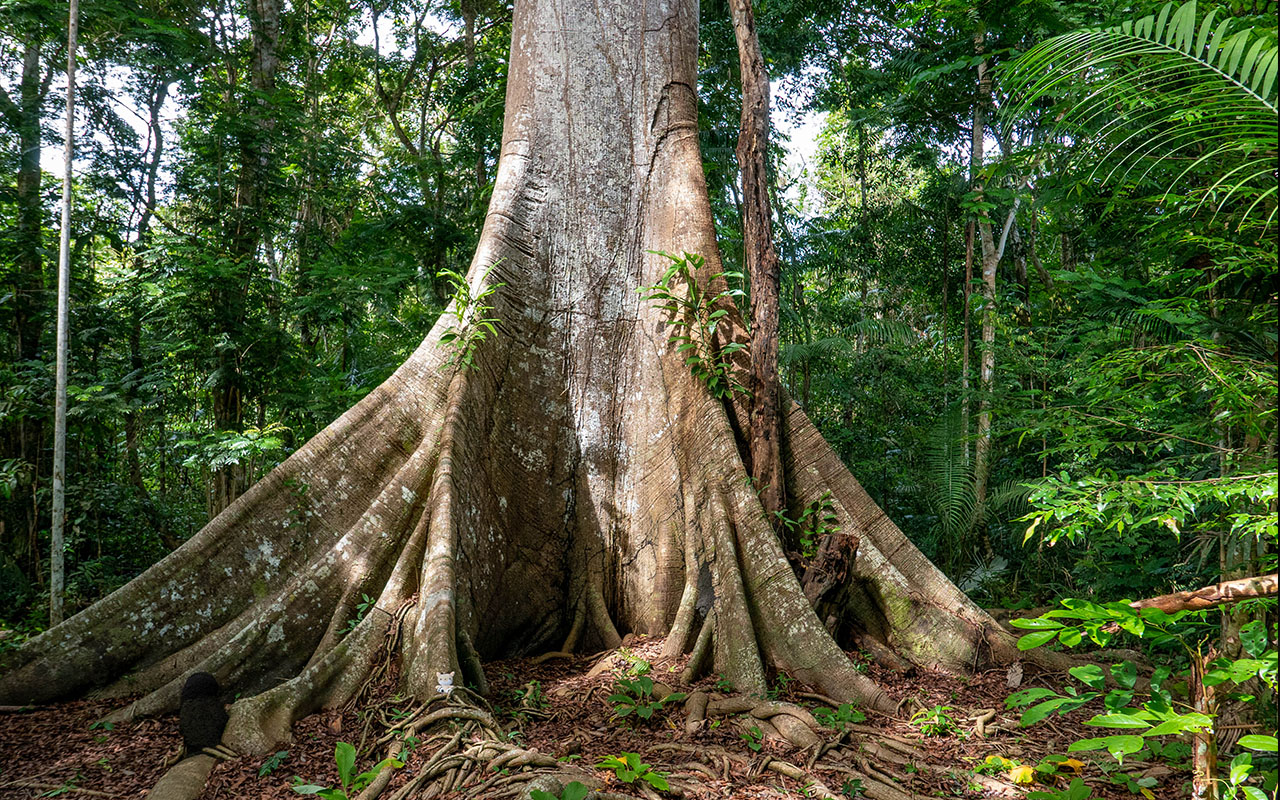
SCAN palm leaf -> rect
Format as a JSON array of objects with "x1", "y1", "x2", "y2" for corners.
[
  {"x1": 924, "y1": 410, "x2": 978, "y2": 540},
  {"x1": 1002, "y1": 1, "x2": 1278, "y2": 228},
  {"x1": 780, "y1": 336, "x2": 853, "y2": 366}
]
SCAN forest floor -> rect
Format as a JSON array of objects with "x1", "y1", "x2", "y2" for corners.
[{"x1": 0, "y1": 636, "x2": 1188, "y2": 800}]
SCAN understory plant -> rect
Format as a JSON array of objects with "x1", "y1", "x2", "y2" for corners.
[
  {"x1": 813, "y1": 702, "x2": 866, "y2": 731},
  {"x1": 607, "y1": 675, "x2": 685, "y2": 722},
  {"x1": 438, "y1": 263, "x2": 504, "y2": 370},
  {"x1": 1010, "y1": 604, "x2": 1278, "y2": 796},
  {"x1": 638, "y1": 251, "x2": 749, "y2": 399},
  {"x1": 774, "y1": 490, "x2": 840, "y2": 559},
  {"x1": 909, "y1": 705, "x2": 962, "y2": 737},
  {"x1": 596, "y1": 752, "x2": 670, "y2": 791},
  {"x1": 291, "y1": 742, "x2": 402, "y2": 799}
]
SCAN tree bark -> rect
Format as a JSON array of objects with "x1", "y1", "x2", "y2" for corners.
[
  {"x1": 6, "y1": 43, "x2": 49, "y2": 363},
  {"x1": 728, "y1": 0, "x2": 785, "y2": 520},
  {"x1": 1, "y1": 1, "x2": 1037, "y2": 768},
  {"x1": 50, "y1": 0, "x2": 80, "y2": 627},
  {"x1": 972, "y1": 34, "x2": 998, "y2": 510}
]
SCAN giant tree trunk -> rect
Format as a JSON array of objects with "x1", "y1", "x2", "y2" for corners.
[{"x1": 0, "y1": 0, "x2": 1029, "y2": 757}]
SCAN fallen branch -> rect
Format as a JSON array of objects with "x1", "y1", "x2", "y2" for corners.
[{"x1": 1129, "y1": 574, "x2": 1277, "y2": 614}]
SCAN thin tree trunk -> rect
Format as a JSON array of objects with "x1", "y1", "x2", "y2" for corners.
[
  {"x1": 1027, "y1": 212, "x2": 1054, "y2": 292},
  {"x1": 125, "y1": 78, "x2": 169, "y2": 495},
  {"x1": 1190, "y1": 646, "x2": 1219, "y2": 800},
  {"x1": 462, "y1": 0, "x2": 487, "y2": 189},
  {"x1": 7, "y1": 43, "x2": 49, "y2": 363},
  {"x1": 972, "y1": 34, "x2": 998, "y2": 510},
  {"x1": 961, "y1": 220, "x2": 973, "y2": 465},
  {"x1": 728, "y1": 0, "x2": 785, "y2": 518},
  {"x1": 50, "y1": 0, "x2": 79, "y2": 627},
  {"x1": 0, "y1": 42, "x2": 54, "y2": 589}
]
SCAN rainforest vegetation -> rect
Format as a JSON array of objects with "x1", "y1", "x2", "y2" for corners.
[{"x1": 0, "y1": 0, "x2": 1275, "y2": 798}]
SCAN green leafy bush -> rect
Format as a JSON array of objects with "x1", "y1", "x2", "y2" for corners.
[
  {"x1": 438, "y1": 264, "x2": 503, "y2": 370},
  {"x1": 596, "y1": 752, "x2": 670, "y2": 791},
  {"x1": 908, "y1": 705, "x2": 961, "y2": 737},
  {"x1": 607, "y1": 675, "x2": 685, "y2": 721},
  {"x1": 813, "y1": 703, "x2": 866, "y2": 730}
]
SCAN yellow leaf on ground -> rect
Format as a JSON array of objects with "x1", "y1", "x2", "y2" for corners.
[
  {"x1": 1061, "y1": 758, "x2": 1086, "y2": 775},
  {"x1": 1009, "y1": 765, "x2": 1037, "y2": 785}
]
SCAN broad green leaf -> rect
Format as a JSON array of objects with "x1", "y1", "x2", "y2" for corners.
[
  {"x1": 1111, "y1": 661, "x2": 1138, "y2": 690},
  {"x1": 1017, "y1": 630, "x2": 1060, "y2": 650},
  {"x1": 1238, "y1": 734, "x2": 1278, "y2": 752},
  {"x1": 1022, "y1": 695, "x2": 1094, "y2": 727},
  {"x1": 334, "y1": 742, "x2": 356, "y2": 787},
  {"x1": 1103, "y1": 690, "x2": 1133, "y2": 711},
  {"x1": 1010, "y1": 617, "x2": 1065, "y2": 630},
  {"x1": 1069, "y1": 734, "x2": 1145, "y2": 762},
  {"x1": 1239, "y1": 620, "x2": 1268, "y2": 657},
  {"x1": 1006, "y1": 687, "x2": 1060, "y2": 708},
  {"x1": 1069, "y1": 664, "x2": 1106, "y2": 690},
  {"x1": 562, "y1": 782, "x2": 590, "y2": 800},
  {"x1": 1085, "y1": 713, "x2": 1152, "y2": 729},
  {"x1": 1143, "y1": 713, "x2": 1212, "y2": 736},
  {"x1": 1230, "y1": 752, "x2": 1253, "y2": 784}
]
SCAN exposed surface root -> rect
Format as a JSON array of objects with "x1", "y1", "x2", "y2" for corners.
[{"x1": 2, "y1": 635, "x2": 1180, "y2": 800}]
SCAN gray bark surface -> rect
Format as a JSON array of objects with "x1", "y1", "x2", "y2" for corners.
[{"x1": 1, "y1": 0, "x2": 1032, "y2": 755}]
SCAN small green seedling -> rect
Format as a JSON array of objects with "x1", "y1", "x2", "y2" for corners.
[
  {"x1": 597, "y1": 752, "x2": 670, "y2": 791},
  {"x1": 608, "y1": 675, "x2": 685, "y2": 721},
  {"x1": 438, "y1": 263, "x2": 504, "y2": 370},
  {"x1": 813, "y1": 703, "x2": 866, "y2": 731},
  {"x1": 740, "y1": 724, "x2": 763, "y2": 752},
  {"x1": 909, "y1": 705, "x2": 962, "y2": 737},
  {"x1": 259, "y1": 750, "x2": 289, "y2": 777},
  {"x1": 339, "y1": 594, "x2": 375, "y2": 637},
  {"x1": 291, "y1": 742, "x2": 402, "y2": 800},
  {"x1": 639, "y1": 251, "x2": 750, "y2": 399},
  {"x1": 514, "y1": 679, "x2": 548, "y2": 709}
]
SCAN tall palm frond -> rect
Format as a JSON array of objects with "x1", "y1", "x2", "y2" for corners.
[
  {"x1": 780, "y1": 336, "x2": 854, "y2": 367},
  {"x1": 1003, "y1": 1, "x2": 1278, "y2": 228},
  {"x1": 925, "y1": 413, "x2": 977, "y2": 543}
]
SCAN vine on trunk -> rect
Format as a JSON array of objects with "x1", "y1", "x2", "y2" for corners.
[
  {"x1": 438, "y1": 263, "x2": 503, "y2": 370},
  {"x1": 638, "y1": 250, "x2": 750, "y2": 400}
]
